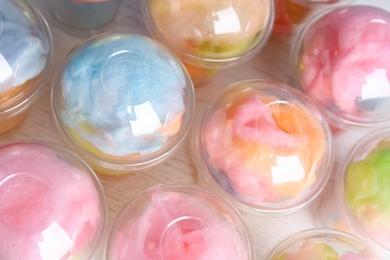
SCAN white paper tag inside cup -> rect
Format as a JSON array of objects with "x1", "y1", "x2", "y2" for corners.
[{"x1": 0, "y1": 53, "x2": 13, "y2": 82}]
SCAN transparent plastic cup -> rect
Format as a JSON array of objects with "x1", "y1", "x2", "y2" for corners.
[
  {"x1": 51, "y1": 33, "x2": 195, "y2": 176},
  {"x1": 273, "y1": 0, "x2": 353, "y2": 35},
  {"x1": 318, "y1": 127, "x2": 390, "y2": 258},
  {"x1": 141, "y1": 0, "x2": 274, "y2": 86},
  {"x1": 291, "y1": 5, "x2": 390, "y2": 131},
  {"x1": 265, "y1": 228, "x2": 380, "y2": 259},
  {"x1": 0, "y1": 140, "x2": 106, "y2": 259},
  {"x1": 191, "y1": 79, "x2": 334, "y2": 216},
  {"x1": 45, "y1": 0, "x2": 121, "y2": 30},
  {"x1": 0, "y1": 0, "x2": 52, "y2": 137},
  {"x1": 104, "y1": 183, "x2": 255, "y2": 260}
]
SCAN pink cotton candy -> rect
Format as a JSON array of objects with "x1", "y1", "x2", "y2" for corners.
[
  {"x1": 299, "y1": 6, "x2": 390, "y2": 120},
  {"x1": 0, "y1": 142, "x2": 103, "y2": 260},
  {"x1": 193, "y1": 81, "x2": 333, "y2": 215},
  {"x1": 203, "y1": 93, "x2": 325, "y2": 204},
  {"x1": 233, "y1": 95, "x2": 300, "y2": 151},
  {"x1": 109, "y1": 189, "x2": 250, "y2": 260},
  {"x1": 204, "y1": 102, "x2": 279, "y2": 203}
]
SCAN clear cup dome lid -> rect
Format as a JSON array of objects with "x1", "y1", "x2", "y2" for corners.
[
  {"x1": 52, "y1": 33, "x2": 195, "y2": 174},
  {"x1": 142, "y1": 0, "x2": 274, "y2": 69},
  {"x1": 192, "y1": 80, "x2": 334, "y2": 214},
  {"x1": 341, "y1": 127, "x2": 390, "y2": 254},
  {"x1": 105, "y1": 184, "x2": 254, "y2": 259},
  {"x1": 0, "y1": 141, "x2": 106, "y2": 259},
  {"x1": 292, "y1": 5, "x2": 390, "y2": 129},
  {"x1": 266, "y1": 229, "x2": 380, "y2": 259},
  {"x1": 0, "y1": 0, "x2": 52, "y2": 112}
]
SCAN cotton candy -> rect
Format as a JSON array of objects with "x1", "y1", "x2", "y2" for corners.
[
  {"x1": 273, "y1": 0, "x2": 311, "y2": 34},
  {"x1": 0, "y1": 0, "x2": 48, "y2": 96},
  {"x1": 203, "y1": 91, "x2": 326, "y2": 204},
  {"x1": 346, "y1": 140, "x2": 390, "y2": 252},
  {"x1": 298, "y1": 6, "x2": 390, "y2": 122},
  {"x1": 0, "y1": 142, "x2": 103, "y2": 259},
  {"x1": 148, "y1": 0, "x2": 272, "y2": 60},
  {"x1": 110, "y1": 190, "x2": 249, "y2": 260},
  {"x1": 59, "y1": 34, "x2": 189, "y2": 158}
]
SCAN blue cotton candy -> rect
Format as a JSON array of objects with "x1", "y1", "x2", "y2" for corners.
[
  {"x1": 60, "y1": 34, "x2": 189, "y2": 156},
  {"x1": 0, "y1": 1, "x2": 48, "y2": 93}
]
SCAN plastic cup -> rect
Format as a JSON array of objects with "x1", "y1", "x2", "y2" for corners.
[
  {"x1": 273, "y1": 0, "x2": 353, "y2": 35},
  {"x1": 0, "y1": 140, "x2": 106, "y2": 259},
  {"x1": 141, "y1": 0, "x2": 274, "y2": 86},
  {"x1": 291, "y1": 5, "x2": 390, "y2": 131},
  {"x1": 44, "y1": 0, "x2": 121, "y2": 30},
  {"x1": 318, "y1": 127, "x2": 390, "y2": 257},
  {"x1": 191, "y1": 79, "x2": 334, "y2": 216},
  {"x1": 51, "y1": 33, "x2": 195, "y2": 176},
  {"x1": 265, "y1": 228, "x2": 380, "y2": 259},
  {"x1": 104, "y1": 183, "x2": 255, "y2": 260},
  {"x1": 0, "y1": 0, "x2": 52, "y2": 137}
]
